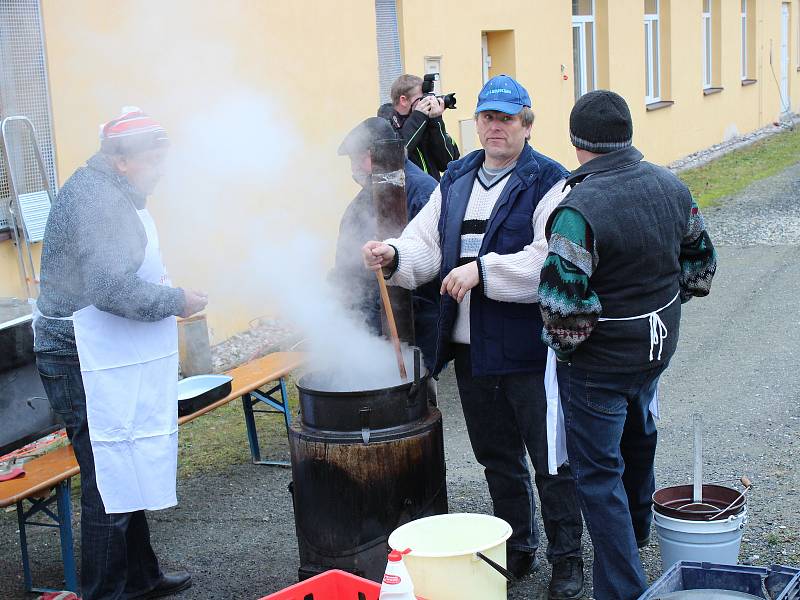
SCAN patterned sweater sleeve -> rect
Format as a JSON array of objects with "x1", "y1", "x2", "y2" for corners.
[
  {"x1": 538, "y1": 207, "x2": 602, "y2": 359},
  {"x1": 679, "y1": 199, "x2": 717, "y2": 302}
]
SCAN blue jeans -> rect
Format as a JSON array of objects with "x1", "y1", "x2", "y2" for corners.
[
  {"x1": 453, "y1": 345, "x2": 583, "y2": 562},
  {"x1": 557, "y1": 361, "x2": 665, "y2": 600},
  {"x1": 36, "y1": 353, "x2": 163, "y2": 600}
]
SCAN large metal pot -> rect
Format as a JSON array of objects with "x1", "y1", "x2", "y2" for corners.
[
  {"x1": 296, "y1": 347, "x2": 429, "y2": 436},
  {"x1": 289, "y1": 346, "x2": 447, "y2": 581}
]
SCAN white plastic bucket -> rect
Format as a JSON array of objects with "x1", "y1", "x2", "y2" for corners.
[
  {"x1": 653, "y1": 506, "x2": 748, "y2": 570},
  {"x1": 388, "y1": 513, "x2": 513, "y2": 600}
]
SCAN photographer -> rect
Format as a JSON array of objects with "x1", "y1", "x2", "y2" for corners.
[{"x1": 378, "y1": 73, "x2": 460, "y2": 181}]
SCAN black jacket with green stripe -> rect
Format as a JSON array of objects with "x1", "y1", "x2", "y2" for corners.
[{"x1": 378, "y1": 103, "x2": 460, "y2": 181}]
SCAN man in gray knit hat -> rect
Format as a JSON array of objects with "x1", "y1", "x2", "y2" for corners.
[
  {"x1": 538, "y1": 90, "x2": 717, "y2": 600},
  {"x1": 34, "y1": 108, "x2": 205, "y2": 599}
]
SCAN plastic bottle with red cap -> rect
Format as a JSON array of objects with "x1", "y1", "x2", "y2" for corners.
[{"x1": 379, "y1": 548, "x2": 416, "y2": 600}]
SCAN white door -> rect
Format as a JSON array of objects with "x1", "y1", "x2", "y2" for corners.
[{"x1": 781, "y1": 3, "x2": 790, "y2": 113}]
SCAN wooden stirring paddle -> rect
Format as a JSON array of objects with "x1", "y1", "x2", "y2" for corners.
[{"x1": 375, "y1": 271, "x2": 408, "y2": 380}]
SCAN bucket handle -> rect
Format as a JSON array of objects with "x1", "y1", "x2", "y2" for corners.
[{"x1": 475, "y1": 552, "x2": 514, "y2": 582}]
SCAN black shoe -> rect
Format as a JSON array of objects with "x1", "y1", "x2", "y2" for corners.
[
  {"x1": 507, "y1": 549, "x2": 540, "y2": 579},
  {"x1": 131, "y1": 571, "x2": 193, "y2": 599},
  {"x1": 637, "y1": 535, "x2": 651, "y2": 549},
  {"x1": 549, "y1": 557, "x2": 585, "y2": 600}
]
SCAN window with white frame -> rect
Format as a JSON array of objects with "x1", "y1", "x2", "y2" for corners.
[
  {"x1": 741, "y1": 0, "x2": 747, "y2": 80},
  {"x1": 0, "y1": 0, "x2": 59, "y2": 232},
  {"x1": 702, "y1": 0, "x2": 712, "y2": 88},
  {"x1": 572, "y1": 0, "x2": 596, "y2": 100},
  {"x1": 644, "y1": 0, "x2": 661, "y2": 103}
]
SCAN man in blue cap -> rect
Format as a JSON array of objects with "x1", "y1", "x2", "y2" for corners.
[{"x1": 362, "y1": 76, "x2": 585, "y2": 598}]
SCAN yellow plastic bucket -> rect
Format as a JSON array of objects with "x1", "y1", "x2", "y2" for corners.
[{"x1": 388, "y1": 513, "x2": 513, "y2": 600}]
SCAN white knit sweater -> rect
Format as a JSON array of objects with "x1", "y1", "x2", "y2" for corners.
[{"x1": 385, "y1": 176, "x2": 568, "y2": 344}]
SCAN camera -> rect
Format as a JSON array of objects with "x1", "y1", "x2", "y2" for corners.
[{"x1": 421, "y1": 73, "x2": 457, "y2": 110}]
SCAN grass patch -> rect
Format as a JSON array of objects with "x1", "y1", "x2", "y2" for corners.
[
  {"x1": 177, "y1": 375, "x2": 300, "y2": 479},
  {"x1": 678, "y1": 126, "x2": 800, "y2": 208}
]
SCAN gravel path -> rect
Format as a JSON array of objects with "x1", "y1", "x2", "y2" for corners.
[
  {"x1": 702, "y1": 161, "x2": 800, "y2": 246},
  {"x1": 1, "y1": 166, "x2": 798, "y2": 599}
]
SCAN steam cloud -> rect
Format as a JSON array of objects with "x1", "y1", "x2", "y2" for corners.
[{"x1": 156, "y1": 91, "x2": 412, "y2": 390}]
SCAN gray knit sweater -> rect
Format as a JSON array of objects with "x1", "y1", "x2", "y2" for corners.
[{"x1": 34, "y1": 153, "x2": 185, "y2": 355}]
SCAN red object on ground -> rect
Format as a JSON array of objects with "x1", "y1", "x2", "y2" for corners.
[
  {"x1": 260, "y1": 569, "x2": 425, "y2": 600},
  {"x1": 260, "y1": 570, "x2": 381, "y2": 600},
  {"x1": 0, "y1": 466, "x2": 25, "y2": 482},
  {"x1": 37, "y1": 592, "x2": 80, "y2": 600}
]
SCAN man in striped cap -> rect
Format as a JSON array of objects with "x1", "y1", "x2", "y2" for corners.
[{"x1": 35, "y1": 107, "x2": 205, "y2": 599}]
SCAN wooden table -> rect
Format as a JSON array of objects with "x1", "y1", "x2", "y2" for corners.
[{"x1": 0, "y1": 351, "x2": 305, "y2": 594}]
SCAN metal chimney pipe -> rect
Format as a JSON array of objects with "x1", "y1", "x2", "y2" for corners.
[{"x1": 370, "y1": 138, "x2": 414, "y2": 344}]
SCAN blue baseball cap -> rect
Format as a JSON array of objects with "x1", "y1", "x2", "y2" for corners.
[{"x1": 475, "y1": 75, "x2": 531, "y2": 115}]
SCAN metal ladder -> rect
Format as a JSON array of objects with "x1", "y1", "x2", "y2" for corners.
[{"x1": 1, "y1": 115, "x2": 53, "y2": 300}]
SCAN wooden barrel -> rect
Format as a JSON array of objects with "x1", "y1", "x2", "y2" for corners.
[{"x1": 288, "y1": 407, "x2": 447, "y2": 582}]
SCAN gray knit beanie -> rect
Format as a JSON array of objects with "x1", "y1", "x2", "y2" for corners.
[{"x1": 569, "y1": 90, "x2": 633, "y2": 154}]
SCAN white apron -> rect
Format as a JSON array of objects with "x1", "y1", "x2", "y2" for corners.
[
  {"x1": 37, "y1": 208, "x2": 179, "y2": 513},
  {"x1": 545, "y1": 292, "x2": 679, "y2": 475}
]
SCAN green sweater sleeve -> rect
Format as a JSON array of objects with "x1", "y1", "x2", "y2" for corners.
[
  {"x1": 538, "y1": 208, "x2": 602, "y2": 359},
  {"x1": 679, "y1": 198, "x2": 717, "y2": 302}
]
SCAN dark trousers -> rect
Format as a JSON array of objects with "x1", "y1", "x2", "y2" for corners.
[
  {"x1": 36, "y1": 353, "x2": 162, "y2": 600},
  {"x1": 556, "y1": 361, "x2": 664, "y2": 600},
  {"x1": 452, "y1": 345, "x2": 582, "y2": 562}
]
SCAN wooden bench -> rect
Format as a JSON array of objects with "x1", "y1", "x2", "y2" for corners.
[
  {"x1": 0, "y1": 351, "x2": 305, "y2": 594},
  {"x1": 0, "y1": 445, "x2": 79, "y2": 593},
  {"x1": 180, "y1": 351, "x2": 305, "y2": 465}
]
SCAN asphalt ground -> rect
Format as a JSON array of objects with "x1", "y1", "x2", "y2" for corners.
[{"x1": 1, "y1": 166, "x2": 799, "y2": 599}]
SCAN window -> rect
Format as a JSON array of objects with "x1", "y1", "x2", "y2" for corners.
[
  {"x1": 572, "y1": 0, "x2": 596, "y2": 100},
  {"x1": 644, "y1": 0, "x2": 661, "y2": 103},
  {"x1": 375, "y1": 0, "x2": 402, "y2": 104},
  {"x1": 0, "y1": 0, "x2": 59, "y2": 233},
  {"x1": 741, "y1": 0, "x2": 747, "y2": 80},
  {"x1": 424, "y1": 57, "x2": 442, "y2": 94},
  {"x1": 702, "y1": 0, "x2": 712, "y2": 89}
]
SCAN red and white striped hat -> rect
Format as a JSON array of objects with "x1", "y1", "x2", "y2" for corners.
[{"x1": 99, "y1": 106, "x2": 169, "y2": 154}]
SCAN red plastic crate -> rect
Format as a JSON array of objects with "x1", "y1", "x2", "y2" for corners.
[{"x1": 259, "y1": 570, "x2": 380, "y2": 600}]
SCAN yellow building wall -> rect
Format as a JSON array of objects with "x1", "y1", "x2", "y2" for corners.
[
  {"x1": 0, "y1": 241, "x2": 41, "y2": 299},
  {"x1": 0, "y1": 0, "x2": 381, "y2": 341},
  {"x1": 400, "y1": 0, "x2": 800, "y2": 168},
  {"x1": 3, "y1": 0, "x2": 800, "y2": 341},
  {"x1": 399, "y1": 0, "x2": 576, "y2": 165}
]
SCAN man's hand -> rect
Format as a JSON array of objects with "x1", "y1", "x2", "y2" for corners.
[
  {"x1": 440, "y1": 262, "x2": 479, "y2": 303},
  {"x1": 428, "y1": 96, "x2": 445, "y2": 118},
  {"x1": 362, "y1": 241, "x2": 396, "y2": 272},
  {"x1": 180, "y1": 289, "x2": 208, "y2": 318},
  {"x1": 413, "y1": 96, "x2": 436, "y2": 117}
]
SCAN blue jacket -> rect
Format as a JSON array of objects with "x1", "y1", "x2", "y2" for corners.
[
  {"x1": 404, "y1": 161, "x2": 440, "y2": 370},
  {"x1": 434, "y1": 144, "x2": 568, "y2": 376}
]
